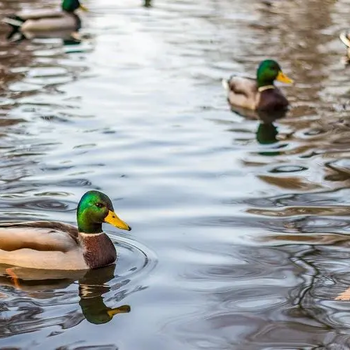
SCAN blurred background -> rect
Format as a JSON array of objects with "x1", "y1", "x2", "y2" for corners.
[{"x1": 2, "y1": 0, "x2": 350, "y2": 348}]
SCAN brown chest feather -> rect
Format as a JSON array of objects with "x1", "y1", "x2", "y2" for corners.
[
  {"x1": 80, "y1": 233, "x2": 117, "y2": 269},
  {"x1": 258, "y1": 89, "x2": 289, "y2": 112}
]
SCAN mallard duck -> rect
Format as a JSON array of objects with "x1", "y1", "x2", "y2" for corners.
[
  {"x1": 0, "y1": 190, "x2": 131, "y2": 271},
  {"x1": 222, "y1": 59, "x2": 293, "y2": 112},
  {"x1": 2, "y1": 0, "x2": 87, "y2": 41}
]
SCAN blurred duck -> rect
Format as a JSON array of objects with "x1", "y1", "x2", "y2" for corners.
[
  {"x1": 2, "y1": 0, "x2": 87, "y2": 41},
  {"x1": 0, "y1": 191, "x2": 131, "y2": 272},
  {"x1": 222, "y1": 59, "x2": 293, "y2": 112},
  {"x1": 340, "y1": 31, "x2": 350, "y2": 64}
]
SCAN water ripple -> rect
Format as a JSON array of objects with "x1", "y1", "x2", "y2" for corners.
[{"x1": 1, "y1": 0, "x2": 350, "y2": 348}]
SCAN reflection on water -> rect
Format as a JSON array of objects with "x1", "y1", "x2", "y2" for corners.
[
  {"x1": 1, "y1": 0, "x2": 350, "y2": 348},
  {"x1": 144, "y1": 0, "x2": 152, "y2": 8},
  {"x1": 0, "y1": 264, "x2": 130, "y2": 325},
  {"x1": 0, "y1": 234, "x2": 154, "y2": 347},
  {"x1": 256, "y1": 123, "x2": 278, "y2": 144},
  {"x1": 228, "y1": 105, "x2": 287, "y2": 144}
]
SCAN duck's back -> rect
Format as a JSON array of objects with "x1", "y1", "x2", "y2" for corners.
[
  {"x1": 0, "y1": 221, "x2": 88, "y2": 270},
  {"x1": 0, "y1": 221, "x2": 78, "y2": 251},
  {"x1": 224, "y1": 76, "x2": 259, "y2": 110},
  {"x1": 17, "y1": 9, "x2": 64, "y2": 21}
]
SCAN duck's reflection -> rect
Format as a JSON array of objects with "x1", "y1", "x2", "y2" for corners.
[
  {"x1": 230, "y1": 106, "x2": 287, "y2": 144},
  {"x1": 256, "y1": 122, "x2": 278, "y2": 145},
  {"x1": 27, "y1": 30, "x2": 84, "y2": 46},
  {"x1": 78, "y1": 265, "x2": 131, "y2": 324},
  {"x1": 0, "y1": 264, "x2": 130, "y2": 325},
  {"x1": 144, "y1": 0, "x2": 152, "y2": 8}
]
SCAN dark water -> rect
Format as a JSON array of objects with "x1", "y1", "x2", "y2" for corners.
[{"x1": 1, "y1": 0, "x2": 350, "y2": 348}]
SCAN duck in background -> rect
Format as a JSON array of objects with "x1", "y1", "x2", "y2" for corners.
[
  {"x1": 2, "y1": 0, "x2": 87, "y2": 42},
  {"x1": 339, "y1": 31, "x2": 350, "y2": 64},
  {"x1": 222, "y1": 59, "x2": 293, "y2": 112}
]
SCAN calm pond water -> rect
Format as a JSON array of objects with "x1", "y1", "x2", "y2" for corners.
[{"x1": 2, "y1": 0, "x2": 350, "y2": 348}]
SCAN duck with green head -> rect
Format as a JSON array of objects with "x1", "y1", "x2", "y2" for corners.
[
  {"x1": 3, "y1": 0, "x2": 87, "y2": 41},
  {"x1": 222, "y1": 60, "x2": 293, "y2": 112},
  {"x1": 0, "y1": 190, "x2": 131, "y2": 271}
]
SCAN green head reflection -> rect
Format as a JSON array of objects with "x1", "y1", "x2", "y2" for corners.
[
  {"x1": 0, "y1": 264, "x2": 131, "y2": 325},
  {"x1": 256, "y1": 123, "x2": 278, "y2": 145},
  {"x1": 80, "y1": 298, "x2": 131, "y2": 324}
]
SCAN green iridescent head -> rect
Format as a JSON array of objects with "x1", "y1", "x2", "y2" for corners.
[
  {"x1": 256, "y1": 60, "x2": 293, "y2": 88},
  {"x1": 62, "y1": 0, "x2": 83, "y2": 12},
  {"x1": 77, "y1": 190, "x2": 131, "y2": 234}
]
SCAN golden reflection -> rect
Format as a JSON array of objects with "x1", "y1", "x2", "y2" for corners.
[
  {"x1": 0, "y1": 264, "x2": 131, "y2": 324},
  {"x1": 257, "y1": 174, "x2": 322, "y2": 191},
  {"x1": 335, "y1": 287, "x2": 350, "y2": 301}
]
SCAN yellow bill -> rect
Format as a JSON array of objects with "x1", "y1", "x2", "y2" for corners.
[
  {"x1": 79, "y1": 4, "x2": 89, "y2": 11},
  {"x1": 104, "y1": 210, "x2": 131, "y2": 231},
  {"x1": 276, "y1": 71, "x2": 294, "y2": 84},
  {"x1": 107, "y1": 305, "x2": 131, "y2": 317}
]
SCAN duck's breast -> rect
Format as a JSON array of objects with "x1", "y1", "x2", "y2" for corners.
[{"x1": 257, "y1": 88, "x2": 289, "y2": 112}]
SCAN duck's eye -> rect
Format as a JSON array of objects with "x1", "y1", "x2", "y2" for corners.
[{"x1": 96, "y1": 203, "x2": 104, "y2": 208}]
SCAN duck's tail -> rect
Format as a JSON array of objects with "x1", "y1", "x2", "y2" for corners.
[
  {"x1": 2, "y1": 15, "x2": 26, "y2": 42},
  {"x1": 222, "y1": 79, "x2": 230, "y2": 92},
  {"x1": 340, "y1": 31, "x2": 350, "y2": 48}
]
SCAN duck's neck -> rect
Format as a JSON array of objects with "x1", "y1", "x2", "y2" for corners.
[
  {"x1": 77, "y1": 208, "x2": 103, "y2": 233},
  {"x1": 78, "y1": 221, "x2": 103, "y2": 234},
  {"x1": 258, "y1": 85, "x2": 275, "y2": 92},
  {"x1": 79, "y1": 232, "x2": 117, "y2": 269},
  {"x1": 257, "y1": 76, "x2": 275, "y2": 88}
]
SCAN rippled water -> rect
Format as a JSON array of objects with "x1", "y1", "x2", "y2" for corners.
[{"x1": 2, "y1": 0, "x2": 350, "y2": 348}]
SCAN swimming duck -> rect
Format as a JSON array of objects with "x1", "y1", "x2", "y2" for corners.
[
  {"x1": 0, "y1": 190, "x2": 131, "y2": 271},
  {"x1": 222, "y1": 59, "x2": 293, "y2": 112},
  {"x1": 3, "y1": 0, "x2": 87, "y2": 41}
]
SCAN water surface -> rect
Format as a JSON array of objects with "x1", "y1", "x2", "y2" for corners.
[{"x1": 1, "y1": 0, "x2": 350, "y2": 348}]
